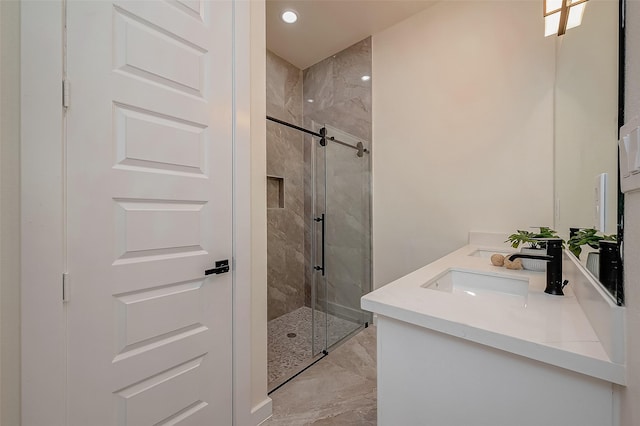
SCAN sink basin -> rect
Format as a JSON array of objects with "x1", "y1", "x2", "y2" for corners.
[
  {"x1": 469, "y1": 249, "x2": 512, "y2": 259},
  {"x1": 422, "y1": 268, "x2": 529, "y2": 306}
]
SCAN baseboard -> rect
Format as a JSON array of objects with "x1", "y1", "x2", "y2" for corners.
[{"x1": 252, "y1": 397, "x2": 273, "y2": 425}]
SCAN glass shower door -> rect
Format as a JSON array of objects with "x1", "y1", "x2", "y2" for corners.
[
  {"x1": 312, "y1": 124, "x2": 372, "y2": 353},
  {"x1": 265, "y1": 116, "x2": 371, "y2": 392}
]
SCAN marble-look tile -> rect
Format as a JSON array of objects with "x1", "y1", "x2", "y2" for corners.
[
  {"x1": 304, "y1": 38, "x2": 372, "y2": 142},
  {"x1": 266, "y1": 122, "x2": 284, "y2": 178},
  {"x1": 307, "y1": 98, "x2": 372, "y2": 143},
  {"x1": 265, "y1": 326, "x2": 377, "y2": 425},
  {"x1": 320, "y1": 126, "x2": 372, "y2": 318},
  {"x1": 266, "y1": 49, "x2": 306, "y2": 321},
  {"x1": 303, "y1": 56, "x2": 334, "y2": 113},
  {"x1": 284, "y1": 70, "x2": 303, "y2": 125},
  {"x1": 267, "y1": 209, "x2": 305, "y2": 320},
  {"x1": 267, "y1": 37, "x2": 372, "y2": 337},
  {"x1": 303, "y1": 136, "x2": 314, "y2": 308},
  {"x1": 325, "y1": 326, "x2": 376, "y2": 380},
  {"x1": 267, "y1": 50, "x2": 303, "y2": 125},
  {"x1": 326, "y1": 210, "x2": 367, "y2": 250},
  {"x1": 267, "y1": 176, "x2": 284, "y2": 209},
  {"x1": 333, "y1": 38, "x2": 372, "y2": 109},
  {"x1": 268, "y1": 306, "x2": 362, "y2": 390},
  {"x1": 266, "y1": 51, "x2": 286, "y2": 115},
  {"x1": 267, "y1": 122, "x2": 304, "y2": 177}
]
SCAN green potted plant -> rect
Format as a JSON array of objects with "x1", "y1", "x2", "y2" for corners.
[
  {"x1": 567, "y1": 228, "x2": 617, "y2": 259},
  {"x1": 567, "y1": 228, "x2": 617, "y2": 278},
  {"x1": 506, "y1": 227, "x2": 563, "y2": 271}
]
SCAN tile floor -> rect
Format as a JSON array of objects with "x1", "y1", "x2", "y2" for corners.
[
  {"x1": 268, "y1": 306, "x2": 362, "y2": 390},
  {"x1": 264, "y1": 325, "x2": 377, "y2": 425}
]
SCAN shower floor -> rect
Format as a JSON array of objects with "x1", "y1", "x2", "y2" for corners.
[{"x1": 268, "y1": 306, "x2": 361, "y2": 390}]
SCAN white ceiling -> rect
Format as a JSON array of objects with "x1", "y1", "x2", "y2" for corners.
[{"x1": 266, "y1": 0, "x2": 438, "y2": 70}]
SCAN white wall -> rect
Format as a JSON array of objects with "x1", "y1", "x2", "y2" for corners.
[
  {"x1": 372, "y1": 1, "x2": 555, "y2": 288},
  {"x1": 620, "y1": 1, "x2": 640, "y2": 424},
  {"x1": 0, "y1": 1, "x2": 21, "y2": 424}
]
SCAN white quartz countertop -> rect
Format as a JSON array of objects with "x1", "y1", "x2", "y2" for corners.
[{"x1": 361, "y1": 244, "x2": 626, "y2": 385}]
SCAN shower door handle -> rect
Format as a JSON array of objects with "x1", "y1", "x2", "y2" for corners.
[{"x1": 314, "y1": 214, "x2": 325, "y2": 276}]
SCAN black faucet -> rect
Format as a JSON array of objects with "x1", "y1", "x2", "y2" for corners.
[
  {"x1": 598, "y1": 240, "x2": 619, "y2": 294},
  {"x1": 506, "y1": 239, "x2": 567, "y2": 296}
]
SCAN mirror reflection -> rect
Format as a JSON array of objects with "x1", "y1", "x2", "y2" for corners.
[{"x1": 553, "y1": 0, "x2": 621, "y2": 301}]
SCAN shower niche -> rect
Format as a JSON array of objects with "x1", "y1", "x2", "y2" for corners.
[
  {"x1": 266, "y1": 39, "x2": 372, "y2": 392},
  {"x1": 266, "y1": 176, "x2": 284, "y2": 209}
]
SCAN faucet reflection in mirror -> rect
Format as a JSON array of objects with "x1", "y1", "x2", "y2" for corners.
[{"x1": 544, "y1": 0, "x2": 588, "y2": 36}]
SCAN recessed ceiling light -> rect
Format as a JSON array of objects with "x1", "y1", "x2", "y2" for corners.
[
  {"x1": 361, "y1": 75, "x2": 371, "y2": 81},
  {"x1": 307, "y1": 99, "x2": 314, "y2": 103},
  {"x1": 281, "y1": 10, "x2": 298, "y2": 24}
]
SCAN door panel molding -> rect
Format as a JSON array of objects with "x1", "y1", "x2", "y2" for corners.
[{"x1": 64, "y1": 2, "x2": 232, "y2": 424}]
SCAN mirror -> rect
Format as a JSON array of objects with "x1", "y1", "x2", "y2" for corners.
[{"x1": 553, "y1": 0, "x2": 622, "y2": 303}]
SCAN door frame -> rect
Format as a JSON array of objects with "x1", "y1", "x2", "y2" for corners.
[
  {"x1": 21, "y1": 2, "x2": 66, "y2": 424},
  {"x1": 20, "y1": 2, "x2": 267, "y2": 425}
]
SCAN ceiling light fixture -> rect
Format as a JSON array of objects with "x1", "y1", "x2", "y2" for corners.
[
  {"x1": 281, "y1": 10, "x2": 298, "y2": 24},
  {"x1": 544, "y1": 0, "x2": 588, "y2": 37},
  {"x1": 361, "y1": 75, "x2": 371, "y2": 81}
]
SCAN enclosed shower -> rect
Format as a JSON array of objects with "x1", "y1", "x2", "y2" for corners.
[{"x1": 266, "y1": 39, "x2": 372, "y2": 392}]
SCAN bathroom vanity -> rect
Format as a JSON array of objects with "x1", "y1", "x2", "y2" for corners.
[{"x1": 361, "y1": 233, "x2": 625, "y2": 426}]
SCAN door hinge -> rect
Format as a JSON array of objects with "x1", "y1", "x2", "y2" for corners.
[
  {"x1": 62, "y1": 273, "x2": 70, "y2": 302},
  {"x1": 62, "y1": 79, "x2": 70, "y2": 109}
]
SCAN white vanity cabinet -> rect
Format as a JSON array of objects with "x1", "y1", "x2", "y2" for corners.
[
  {"x1": 362, "y1": 239, "x2": 625, "y2": 426},
  {"x1": 377, "y1": 315, "x2": 617, "y2": 426}
]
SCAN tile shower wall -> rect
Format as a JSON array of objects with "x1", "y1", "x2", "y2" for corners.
[
  {"x1": 266, "y1": 50, "x2": 305, "y2": 321},
  {"x1": 303, "y1": 38, "x2": 373, "y2": 320},
  {"x1": 303, "y1": 38, "x2": 372, "y2": 142}
]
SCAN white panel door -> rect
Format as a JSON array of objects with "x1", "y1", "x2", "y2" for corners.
[{"x1": 65, "y1": 1, "x2": 233, "y2": 424}]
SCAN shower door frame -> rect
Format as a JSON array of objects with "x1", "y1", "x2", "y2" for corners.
[{"x1": 310, "y1": 121, "x2": 327, "y2": 359}]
